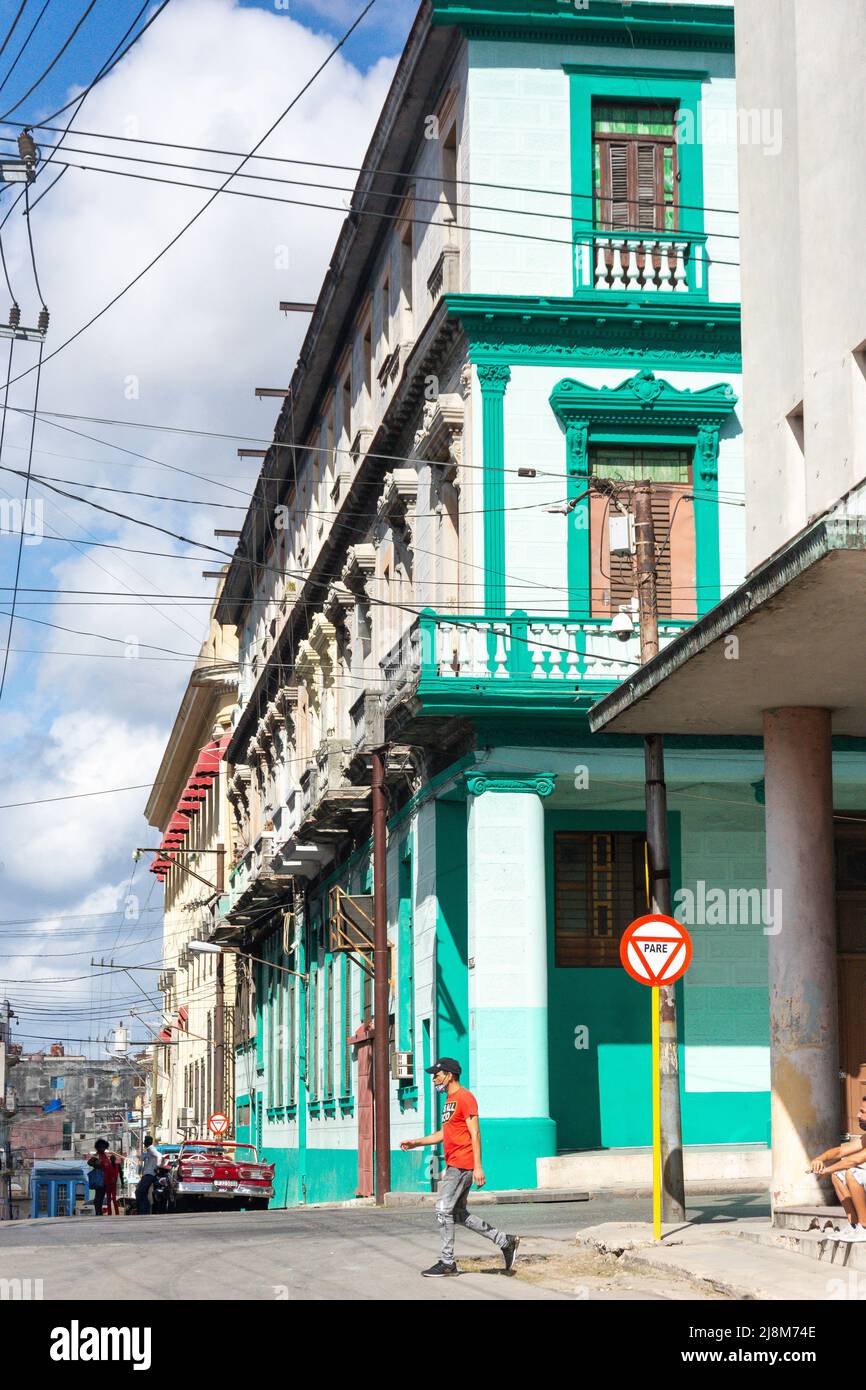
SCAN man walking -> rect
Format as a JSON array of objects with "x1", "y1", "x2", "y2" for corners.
[
  {"x1": 401, "y1": 1057, "x2": 519, "y2": 1277},
  {"x1": 135, "y1": 1135, "x2": 161, "y2": 1215}
]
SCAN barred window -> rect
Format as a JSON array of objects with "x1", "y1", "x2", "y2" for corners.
[{"x1": 554, "y1": 831, "x2": 648, "y2": 967}]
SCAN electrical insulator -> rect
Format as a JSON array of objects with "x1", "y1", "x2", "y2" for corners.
[
  {"x1": 37, "y1": 306, "x2": 49, "y2": 334},
  {"x1": 8, "y1": 304, "x2": 19, "y2": 328},
  {"x1": 17, "y1": 130, "x2": 37, "y2": 166}
]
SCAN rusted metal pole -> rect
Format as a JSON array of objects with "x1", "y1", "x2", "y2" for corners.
[
  {"x1": 371, "y1": 747, "x2": 391, "y2": 1204},
  {"x1": 633, "y1": 481, "x2": 686, "y2": 1223}
]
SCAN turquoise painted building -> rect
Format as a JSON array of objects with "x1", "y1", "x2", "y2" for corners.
[{"x1": 206, "y1": 0, "x2": 823, "y2": 1206}]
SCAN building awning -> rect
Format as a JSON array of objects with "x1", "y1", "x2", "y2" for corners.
[{"x1": 589, "y1": 514, "x2": 866, "y2": 737}]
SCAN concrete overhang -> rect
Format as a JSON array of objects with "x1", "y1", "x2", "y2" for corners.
[{"x1": 588, "y1": 515, "x2": 866, "y2": 737}]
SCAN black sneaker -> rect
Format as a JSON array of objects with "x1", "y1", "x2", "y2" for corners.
[
  {"x1": 502, "y1": 1235, "x2": 520, "y2": 1273},
  {"x1": 421, "y1": 1260, "x2": 459, "y2": 1277}
]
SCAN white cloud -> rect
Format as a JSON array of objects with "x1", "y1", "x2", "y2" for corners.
[{"x1": 0, "y1": 0, "x2": 396, "y2": 1044}]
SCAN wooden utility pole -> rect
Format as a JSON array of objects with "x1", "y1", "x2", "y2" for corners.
[
  {"x1": 371, "y1": 746, "x2": 391, "y2": 1204},
  {"x1": 632, "y1": 482, "x2": 686, "y2": 1223}
]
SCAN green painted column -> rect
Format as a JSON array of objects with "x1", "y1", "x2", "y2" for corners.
[
  {"x1": 694, "y1": 423, "x2": 721, "y2": 616},
  {"x1": 477, "y1": 363, "x2": 511, "y2": 616}
]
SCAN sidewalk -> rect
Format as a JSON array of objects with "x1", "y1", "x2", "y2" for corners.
[{"x1": 575, "y1": 1220, "x2": 855, "y2": 1300}]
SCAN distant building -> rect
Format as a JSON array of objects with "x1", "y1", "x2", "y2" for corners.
[
  {"x1": 144, "y1": 593, "x2": 238, "y2": 1142},
  {"x1": 7, "y1": 1046, "x2": 149, "y2": 1163}
]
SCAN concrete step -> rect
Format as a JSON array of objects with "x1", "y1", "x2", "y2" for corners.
[
  {"x1": 539, "y1": 1144, "x2": 770, "y2": 1194},
  {"x1": 774, "y1": 1204, "x2": 848, "y2": 1233},
  {"x1": 739, "y1": 1221, "x2": 866, "y2": 1272}
]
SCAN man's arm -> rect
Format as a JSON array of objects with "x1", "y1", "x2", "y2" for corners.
[
  {"x1": 401, "y1": 1129, "x2": 443, "y2": 1151},
  {"x1": 466, "y1": 1114, "x2": 485, "y2": 1188},
  {"x1": 810, "y1": 1144, "x2": 844, "y2": 1173}
]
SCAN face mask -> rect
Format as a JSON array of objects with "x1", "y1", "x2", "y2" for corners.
[{"x1": 434, "y1": 1083, "x2": 447, "y2": 1094}]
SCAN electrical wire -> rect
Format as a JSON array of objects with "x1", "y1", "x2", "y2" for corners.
[
  {"x1": 0, "y1": 2, "x2": 52, "y2": 101},
  {"x1": 0, "y1": 0, "x2": 99, "y2": 122},
  {"x1": 0, "y1": 1, "x2": 30, "y2": 67},
  {"x1": 7, "y1": 116, "x2": 742, "y2": 221},
  {"x1": 0, "y1": 0, "x2": 380, "y2": 395},
  {"x1": 0, "y1": 133, "x2": 743, "y2": 246}
]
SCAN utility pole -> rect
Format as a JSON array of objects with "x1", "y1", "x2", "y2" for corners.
[
  {"x1": 371, "y1": 745, "x2": 391, "y2": 1204},
  {"x1": 632, "y1": 481, "x2": 686, "y2": 1222}
]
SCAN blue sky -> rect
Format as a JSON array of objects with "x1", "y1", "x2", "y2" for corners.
[{"x1": 0, "y1": 0, "x2": 414, "y2": 1052}]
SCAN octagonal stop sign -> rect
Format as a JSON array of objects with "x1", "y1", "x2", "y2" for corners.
[{"x1": 619, "y1": 913, "x2": 693, "y2": 987}]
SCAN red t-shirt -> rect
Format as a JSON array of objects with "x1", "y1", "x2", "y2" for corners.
[{"x1": 442, "y1": 1087, "x2": 478, "y2": 1170}]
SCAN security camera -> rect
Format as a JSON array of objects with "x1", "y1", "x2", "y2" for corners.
[{"x1": 611, "y1": 608, "x2": 635, "y2": 642}]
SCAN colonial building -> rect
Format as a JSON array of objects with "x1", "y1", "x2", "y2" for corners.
[
  {"x1": 145, "y1": 595, "x2": 238, "y2": 1141},
  {"x1": 209, "y1": 0, "x2": 767, "y2": 1205}
]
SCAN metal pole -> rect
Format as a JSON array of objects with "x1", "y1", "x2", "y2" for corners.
[
  {"x1": 371, "y1": 747, "x2": 391, "y2": 1204},
  {"x1": 633, "y1": 482, "x2": 686, "y2": 1223}
]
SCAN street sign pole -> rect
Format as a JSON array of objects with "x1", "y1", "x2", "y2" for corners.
[{"x1": 620, "y1": 914, "x2": 693, "y2": 1240}]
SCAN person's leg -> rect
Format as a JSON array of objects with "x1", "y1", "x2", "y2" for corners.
[
  {"x1": 846, "y1": 1170, "x2": 866, "y2": 1226},
  {"x1": 94, "y1": 1188, "x2": 104, "y2": 1217},
  {"x1": 434, "y1": 1167, "x2": 468, "y2": 1267},
  {"x1": 832, "y1": 1171, "x2": 857, "y2": 1225},
  {"x1": 136, "y1": 1175, "x2": 152, "y2": 1216},
  {"x1": 455, "y1": 1188, "x2": 508, "y2": 1251}
]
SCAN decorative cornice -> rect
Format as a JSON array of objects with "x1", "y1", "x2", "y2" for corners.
[
  {"x1": 445, "y1": 294, "x2": 742, "y2": 371},
  {"x1": 465, "y1": 772, "x2": 556, "y2": 798},
  {"x1": 430, "y1": 1, "x2": 735, "y2": 51}
]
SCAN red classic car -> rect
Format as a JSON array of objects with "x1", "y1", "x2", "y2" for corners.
[{"x1": 170, "y1": 1141, "x2": 275, "y2": 1211}]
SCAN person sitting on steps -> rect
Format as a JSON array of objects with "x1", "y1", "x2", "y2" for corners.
[{"x1": 809, "y1": 1096, "x2": 866, "y2": 1243}]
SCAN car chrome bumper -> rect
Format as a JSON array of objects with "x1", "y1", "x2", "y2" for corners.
[{"x1": 175, "y1": 1182, "x2": 273, "y2": 1199}]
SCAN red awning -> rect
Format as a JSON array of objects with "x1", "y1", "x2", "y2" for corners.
[
  {"x1": 158, "y1": 1026, "x2": 172, "y2": 1043},
  {"x1": 168, "y1": 813, "x2": 191, "y2": 833}
]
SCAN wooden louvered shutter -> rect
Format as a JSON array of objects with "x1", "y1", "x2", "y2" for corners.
[
  {"x1": 651, "y1": 487, "x2": 674, "y2": 619},
  {"x1": 608, "y1": 143, "x2": 629, "y2": 229},
  {"x1": 636, "y1": 144, "x2": 658, "y2": 231}
]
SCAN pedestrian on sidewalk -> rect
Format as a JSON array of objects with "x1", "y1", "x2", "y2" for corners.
[
  {"x1": 135, "y1": 1135, "x2": 161, "y2": 1215},
  {"x1": 92, "y1": 1139, "x2": 121, "y2": 1216},
  {"x1": 401, "y1": 1057, "x2": 519, "y2": 1278}
]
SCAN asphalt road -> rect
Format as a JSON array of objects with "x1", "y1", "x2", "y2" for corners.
[{"x1": 0, "y1": 1193, "x2": 769, "y2": 1301}]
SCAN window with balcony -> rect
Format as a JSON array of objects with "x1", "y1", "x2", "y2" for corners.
[
  {"x1": 588, "y1": 445, "x2": 695, "y2": 621},
  {"x1": 554, "y1": 830, "x2": 648, "y2": 967}
]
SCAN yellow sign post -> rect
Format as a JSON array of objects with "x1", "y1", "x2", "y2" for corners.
[{"x1": 620, "y1": 909, "x2": 693, "y2": 1242}]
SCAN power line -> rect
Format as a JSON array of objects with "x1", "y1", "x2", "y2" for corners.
[
  {"x1": 9, "y1": 116, "x2": 742, "y2": 220},
  {"x1": 0, "y1": 1, "x2": 30, "y2": 67},
  {"x1": 0, "y1": 133, "x2": 744, "y2": 246},
  {"x1": 0, "y1": 0, "x2": 99, "y2": 122},
  {"x1": 0, "y1": 0, "x2": 380, "y2": 394},
  {"x1": 0, "y1": 337, "x2": 42, "y2": 708},
  {"x1": 38, "y1": 157, "x2": 745, "y2": 270},
  {"x1": 20, "y1": 0, "x2": 172, "y2": 128},
  {"x1": 0, "y1": 2, "x2": 50, "y2": 98}
]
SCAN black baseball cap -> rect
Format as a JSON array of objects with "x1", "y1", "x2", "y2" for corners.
[{"x1": 425, "y1": 1057, "x2": 461, "y2": 1078}]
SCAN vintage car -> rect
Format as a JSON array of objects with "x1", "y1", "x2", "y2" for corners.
[{"x1": 169, "y1": 1141, "x2": 274, "y2": 1211}]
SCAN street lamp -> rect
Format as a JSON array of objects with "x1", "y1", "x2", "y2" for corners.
[{"x1": 187, "y1": 939, "x2": 307, "y2": 983}]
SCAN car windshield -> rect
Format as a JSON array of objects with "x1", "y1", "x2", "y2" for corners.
[{"x1": 181, "y1": 1144, "x2": 257, "y2": 1160}]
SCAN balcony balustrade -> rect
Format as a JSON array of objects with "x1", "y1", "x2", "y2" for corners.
[{"x1": 575, "y1": 229, "x2": 708, "y2": 296}]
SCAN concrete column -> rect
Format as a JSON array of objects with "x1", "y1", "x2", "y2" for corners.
[
  {"x1": 466, "y1": 777, "x2": 556, "y2": 1187},
  {"x1": 763, "y1": 707, "x2": 840, "y2": 1211}
]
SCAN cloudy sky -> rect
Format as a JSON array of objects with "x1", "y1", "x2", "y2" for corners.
[{"x1": 0, "y1": 0, "x2": 416, "y2": 1051}]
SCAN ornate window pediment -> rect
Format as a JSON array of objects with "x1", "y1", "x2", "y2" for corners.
[{"x1": 549, "y1": 369, "x2": 738, "y2": 480}]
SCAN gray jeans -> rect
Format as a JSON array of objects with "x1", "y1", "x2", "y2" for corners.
[{"x1": 435, "y1": 1166, "x2": 508, "y2": 1265}]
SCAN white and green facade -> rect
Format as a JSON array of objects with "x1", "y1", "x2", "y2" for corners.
[{"x1": 209, "y1": 0, "x2": 794, "y2": 1206}]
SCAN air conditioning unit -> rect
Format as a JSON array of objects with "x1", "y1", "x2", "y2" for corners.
[
  {"x1": 73, "y1": 1131, "x2": 87, "y2": 1141},
  {"x1": 392, "y1": 1050, "x2": 414, "y2": 1082},
  {"x1": 176, "y1": 1108, "x2": 195, "y2": 1129}
]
